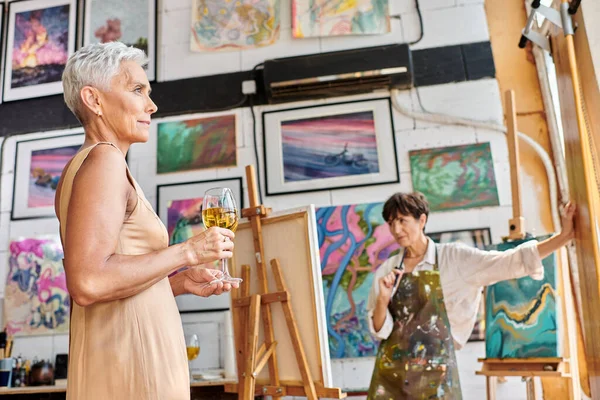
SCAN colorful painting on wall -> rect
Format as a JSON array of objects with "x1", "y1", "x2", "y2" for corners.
[
  {"x1": 12, "y1": 132, "x2": 84, "y2": 220},
  {"x1": 190, "y1": 0, "x2": 280, "y2": 52},
  {"x1": 292, "y1": 0, "x2": 390, "y2": 38},
  {"x1": 156, "y1": 178, "x2": 244, "y2": 245},
  {"x1": 316, "y1": 201, "x2": 399, "y2": 358},
  {"x1": 485, "y1": 235, "x2": 560, "y2": 358},
  {"x1": 281, "y1": 111, "x2": 380, "y2": 182},
  {"x1": 3, "y1": 0, "x2": 77, "y2": 102},
  {"x1": 429, "y1": 228, "x2": 492, "y2": 341},
  {"x1": 409, "y1": 142, "x2": 500, "y2": 212},
  {"x1": 156, "y1": 114, "x2": 237, "y2": 174},
  {"x1": 83, "y1": 0, "x2": 157, "y2": 80},
  {"x1": 4, "y1": 236, "x2": 69, "y2": 336},
  {"x1": 263, "y1": 98, "x2": 399, "y2": 195}
]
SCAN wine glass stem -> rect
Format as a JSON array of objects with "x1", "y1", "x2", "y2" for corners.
[
  {"x1": 221, "y1": 258, "x2": 229, "y2": 276},
  {"x1": 189, "y1": 362, "x2": 193, "y2": 383}
]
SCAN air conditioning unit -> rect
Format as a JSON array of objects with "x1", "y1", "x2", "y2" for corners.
[{"x1": 262, "y1": 43, "x2": 413, "y2": 104}]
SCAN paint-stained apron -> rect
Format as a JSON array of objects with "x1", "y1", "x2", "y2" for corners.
[{"x1": 367, "y1": 250, "x2": 462, "y2": 399}]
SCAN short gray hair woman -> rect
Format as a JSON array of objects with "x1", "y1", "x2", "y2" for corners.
[{"x1": 56, "y1": 42, "x2": 237, "y2": 400}]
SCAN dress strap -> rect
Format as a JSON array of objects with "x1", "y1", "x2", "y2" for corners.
[{"x1": 57, "y1": 142, "x2": 123, "y2": 240}]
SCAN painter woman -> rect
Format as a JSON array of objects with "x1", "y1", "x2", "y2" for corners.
[{"x1": 366, "y1": 192, "x2": 576, "y2": 399}]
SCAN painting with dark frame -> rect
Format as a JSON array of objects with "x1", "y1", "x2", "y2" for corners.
[
  {"x1": 12, "y1": 131, "x2": 84, "y2": 220},
  {"x1": 262, "y1": 98, "x2": 399, "y2": 196},
  {"x1": 82, "y1": 0, "x2": 157, "y2": 81},
  {"x1": 156, "y1": 178, "x2": 244, "y2": 246},
  {"x1": 0, "y1": 3, "x2": 5, "y2": 105},
  {"x1": 428, "y1": 227, "x2": 492, "y2": 341},
  {"x1": 2, "y1": 0, "x2": 77, "y2": 102}
]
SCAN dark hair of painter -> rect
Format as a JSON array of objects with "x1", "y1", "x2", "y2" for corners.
[{"x1": 382, "y1": 192, "x2": 430, "y2": 223}]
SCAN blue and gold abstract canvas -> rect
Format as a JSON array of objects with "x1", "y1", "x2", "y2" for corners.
[{"x1": 485, "y1": 235, "x2": 560, "y2": 358}]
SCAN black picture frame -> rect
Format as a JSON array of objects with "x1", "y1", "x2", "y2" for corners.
[{"x1": 261, "y1": 97, "x2": 399, "y2": 196}]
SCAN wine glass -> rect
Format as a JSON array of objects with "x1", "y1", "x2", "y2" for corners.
[
  {"x1": 202, "y1": 187, "x2": 242, "y2": 284},
  {"x1": 186, "y1": 333, "x2": 200, "y2": 382}
]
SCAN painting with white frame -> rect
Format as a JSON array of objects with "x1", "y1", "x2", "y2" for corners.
[
  {"x1": 83, "y1": 0, "x2": 157, "y2": 81},
  {"x1": 262, "y1": 98, "x2": 399, "y2": 196},
  {"x1": 3, "y1": 0, "x2": 77, "y2": 102},
  {"x1": 12, "y1": 131, "x2": 84, "y2": 220}
]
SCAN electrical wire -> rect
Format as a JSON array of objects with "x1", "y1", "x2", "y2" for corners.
[
  {"x1": 249, "y1": 62, "x2": 264, "y2": 205},
  {"x1": 409, "y1": 0, "x2": 425, "y2": 46},
  {"x1": 390, "y1": 88, "x2": 561, "y2": 230}
]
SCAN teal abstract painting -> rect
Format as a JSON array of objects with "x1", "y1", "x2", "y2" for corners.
[{"x1": 485, "y1": 235, "x2": 560, "y2": 358}]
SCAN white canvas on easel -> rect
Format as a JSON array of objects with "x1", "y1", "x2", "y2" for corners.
[{"x1": 231, "y1": 204, "x2": 333, "y2": 387}]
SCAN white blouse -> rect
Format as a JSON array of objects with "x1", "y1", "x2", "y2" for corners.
[{"x1": 366, "y1": 237, "x2": 544, "y2": 349}]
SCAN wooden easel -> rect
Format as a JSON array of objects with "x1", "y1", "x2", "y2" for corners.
[
  {"x1": 476, "y1": 90, "x2": 571, "y2": 400},
  {"x1": 225, "y1": 165, "x2": 345, "y2": 400}
]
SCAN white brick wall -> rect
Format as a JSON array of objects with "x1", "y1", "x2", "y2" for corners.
[{"x1": 0, "y1": 1, "x2": 554, "y2": 398}]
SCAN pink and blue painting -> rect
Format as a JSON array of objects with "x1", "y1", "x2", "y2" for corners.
[
  {"x1": 485, "y1": 235, "x2": 560, "y2": 358},
  {"x1": 316, "y1": 202, "x2": 399, "y2": 358},
  {"x1": 11, "y1": 5, "x2": 71, "y2": 89},
  {"x1": 28, "y1": 145, "x2": 79, "y2": 208},
  {"x1": 4, "y1": 236, "x2": 69, "y2": 336},
  {"x1": 167, "y1": 198, "x2": 204, "y2": 245},
  {"x1": 281, "y1": 111, "x2": 380, "y2": 183}
]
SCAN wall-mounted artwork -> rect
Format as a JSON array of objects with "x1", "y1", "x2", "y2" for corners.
[
  {"x1": 429, "y1": 228, "x2": 492, "y2": 342},
  {"x1": 12, "y1": 132, "x2": 84, "y2": 220},
  {"x1": 156, "y1": 178, "x2": 244, "y2": 245},
  {"x1": 190, "y1": 0, "x2": 280, "y2": 52},
  {"x1": 263, "y1": 98, "x2": 398, "y2": 195},
  {"x1": 4, "y1": 236, "x2": 69, "y2": 336},
  {"x1": 83, "y1": 0, "x2": 157, "y2": 81},
  {"x1": 316, "y1": 201, "x2": 399, "y2": 358},
  {"x1": 292, "y1": 0, "x2": 390, "y2": 38},
  {"x1": 0, "y1": 3, "x2": 4, "y2": 105},
  {"x1": 485, "y1": 235, "x2": 560, "y2": 358},
  {"x1": 3, "y1": 0, "x2": 77, "y2": 102},
  {"x1": 409, "y1": 142, "x2": 500, "y2": 212},
  {"x1": 156, "y1": 113, "x2": 238, "y2": 174}
]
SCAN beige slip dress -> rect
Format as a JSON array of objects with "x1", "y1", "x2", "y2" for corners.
[{"x1": 56, "y1": 142, "x2": 190, "y2": 400}]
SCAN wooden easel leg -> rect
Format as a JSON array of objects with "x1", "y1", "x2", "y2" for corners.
[
  {"x1": 243, "y1": 295, "x2": 261, "y2": 400},
  {"x1": 525, "y1": 377, "x2": 538, "y2": 400},
  {"x1": 486, "y1": 376, "x2": 497, "y2": 400},
  {"x1": 270, "y1": 259, "x2": 318, "y2": 400},
  {"x1": 235, "y1": 266, "x2": 252, "y2": 400}
]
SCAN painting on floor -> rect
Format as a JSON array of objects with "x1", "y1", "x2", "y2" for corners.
[
  {"x1": 429, "y1": 228, "x2": 492, "y2": 341},
  {"x1": 292, "y1": 0, "x2": 390, "y2": 38},
  {"x1": 4, "y1": 236, "x2": 69, "y2": 336},
  {"x1": 409, "y1": 142, "x2": 500, "y2": 212},
  {"x1": 190, "y1": 0, "x2": 280, "y2": 51},
  {"x1": 156, "y1": 114, "x2": 237, "y2": 174},
  {"x1": 485, "y1": 235, "x2": 560, "y2": 358},
  {"x1": 3, "y1": 0, "x2": 77, "y2": 102},
  {"x1": 316, "y1": 201, "x2": 399, "y2": 358},
  {"x1": 83, "y1": 0, "x2": 156, "y2": 80}
]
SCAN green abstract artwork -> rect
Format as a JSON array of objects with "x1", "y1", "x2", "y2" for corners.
[
  {"x1": 409, "y1": 142, "x2": 500, "y2": 212},
  {"x1": 156, "y1": 114, "x2": 237, "y2": 174}
]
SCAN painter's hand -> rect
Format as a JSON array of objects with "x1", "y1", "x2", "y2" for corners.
[
  {"x1": 182, "y1": 267, "x2": 239, "y2": 297},
  {"x1": 559, "y1": 202, "x2": 576, "y2": 240},
  {"x1": 378, "y1": 269, "x2": 402, "y2": 304}
]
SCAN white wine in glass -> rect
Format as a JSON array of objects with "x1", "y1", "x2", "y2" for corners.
[
  {"x1": 186, "y1": 333, "x2": 200, "y2": 382},
  {"x1": 202, "y1": 187, "x2": 242, "y2": 284}
]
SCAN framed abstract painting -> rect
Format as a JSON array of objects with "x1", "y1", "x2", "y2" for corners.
[
  {"x1": 262, "y1": 98, "x2": 399, "y2": 196},
  {"x1": 190, "y1": 0, "x2": 280, "y2": 52},
  {"x1": 409, "y1": 142, "x2": 500, "y2": 212},
  {"x1": 156, "y1": 113, "x2": 238, "y2": 174},
  {"x1": 12, "y1": 132, "x2": 84, "y2": 220},
  {"x1": 3, "y1": 0, "x2": 77, "y2": 102},
  {"x1": 316, "y1": 201, "x2": 399, "y2": 358},
  {"x1": 292, "y1": 0, "x2": 390, "y2": 38},
  {"x1": 82, "y1": 0, "x2": 157, "y2": 81},
  {"x1": 156, "y1": 178, "x2": 244, "y2": 246}
]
